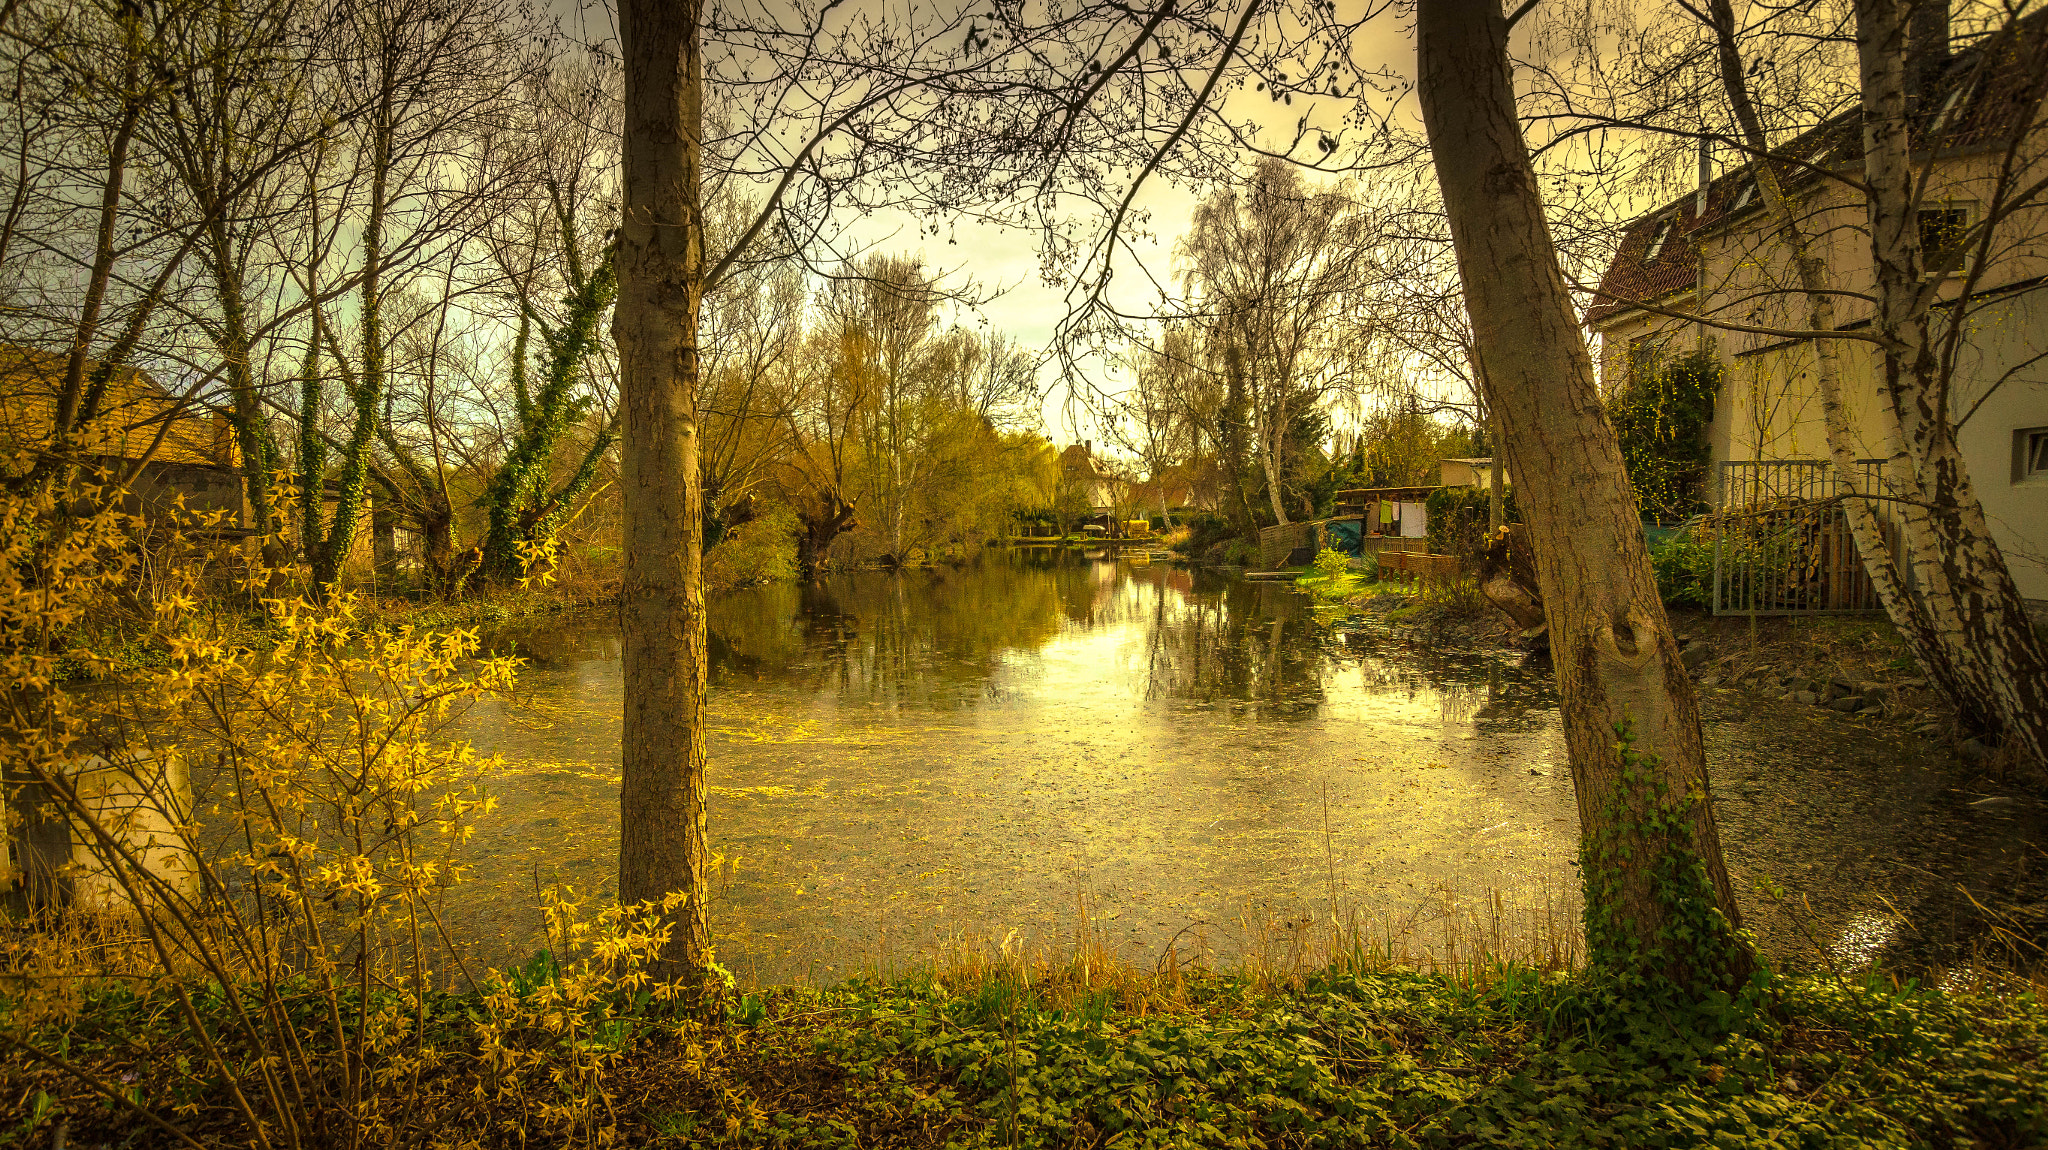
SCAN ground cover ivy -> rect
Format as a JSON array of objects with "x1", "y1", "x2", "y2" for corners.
[{"x1": 6, "y1": 960, "x2": 2044, "y2": 1147}]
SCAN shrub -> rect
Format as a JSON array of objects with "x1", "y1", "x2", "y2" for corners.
[
  {"x1": 0, "y1": 478, "x2": 693, "y2": 1148},
  {"x1": 1296, "y1": 548, "x2": 1366, "y2": 601},
  {"x1": 704, "y1": 503, "x2": 798, "y2": 589},
  {"x1": 1610, "y1": 349, "x2": 1719, "y2": 523},
  {"x1": 1651, "y1": 524, "x2": 1717, "y2": 607},
  {"x1": 1173, "y1": 512, "x2": 1239, "y2": 558},
  {"x1": 1424, "y1": 485, "x2": 1518, "y2": 560}
]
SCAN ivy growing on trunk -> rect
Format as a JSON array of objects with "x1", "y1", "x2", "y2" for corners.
[{"x1": 475, "y1": 245, "x2": 619, "y2": 587}]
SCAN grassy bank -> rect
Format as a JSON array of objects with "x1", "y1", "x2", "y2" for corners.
[{"x1": 6, "y1": 958, "x2": 2045, "y2": 1148}]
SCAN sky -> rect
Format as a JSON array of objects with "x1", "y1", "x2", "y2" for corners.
[{"x1": 563, "y1": 0, "x2": 1431, "y2": 455}]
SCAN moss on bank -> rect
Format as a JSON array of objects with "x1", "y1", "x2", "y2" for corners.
[{"x1": 6, "y1": 964, "x2": 2044, "y2": 1148}]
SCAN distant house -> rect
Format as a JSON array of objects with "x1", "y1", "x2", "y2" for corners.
[
  {"x1": 1127, "y1": 459, "x2": 1223, "y2": 518},
  {"x1": 1057, "y1": 441, "x2": 1117, "y2": 512},
  {"x1": 0, "y1": 345, "x2": 245, "y2": 532},
  {"x1": 1438, "y1": 457, "x2": 1506, "y2": 490},
  {"x1": 1583, "y1": 12, "x2": 2048, "y2": 605}
]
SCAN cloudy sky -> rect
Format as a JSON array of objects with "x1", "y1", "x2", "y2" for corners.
[{"x1": 563, "y1": 0, "x2": 1436, "y2": 452}]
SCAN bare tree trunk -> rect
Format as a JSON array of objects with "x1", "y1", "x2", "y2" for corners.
[
  {"x1": 371, "y1": 498, "x2": 399, "y2": 585},
  {"x1": 1259, "y1": 419, "x2": 1290, "y2": 525},
  {"x1": 1418, "y1": 0, "x2": 1753, "y2": 989},
  {"x1": 1700, "y1": 0, "x2": 1966, "y2": 712},
  {"x1": 1852, "y1": 0, "x2": 2048, "y2": 764},
  {"x1": 616, "y1": 0, "x2": 712, "y2": 981}
]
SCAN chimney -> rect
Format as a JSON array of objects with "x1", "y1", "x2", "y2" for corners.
[
  {"x1": 1908, "y1": 0, "x2": 1950, "y2": 97},
  {"x1": 1084, "y1": 439, "x2": 1091, "y2": 454},
  {"x1": 1695, "y1": 137, "x2": 1711, "y2": 217}
]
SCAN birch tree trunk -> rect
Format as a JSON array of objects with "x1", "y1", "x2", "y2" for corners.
[
  {"x1": 1418, "y1": 0, "x2": 1753, "y2": 989},
  {"x1": 1853, "y1": 0, "x2": 2048, "y2": 764},
  {"x1": 616, "y1": 0, "x2": 713, "y2": 980},
  {"x1": 1700, "y1": 0, "x2": 1970, "y2": 716}
]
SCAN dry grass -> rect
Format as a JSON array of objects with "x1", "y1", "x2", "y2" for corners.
[{"x1": 893, "y1": 881, "x2": 1586, "y2": 1023}]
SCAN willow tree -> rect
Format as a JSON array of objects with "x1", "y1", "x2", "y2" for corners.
[{"x1": 1417, "y1": 0, "x2": 1753, "y2": 990}]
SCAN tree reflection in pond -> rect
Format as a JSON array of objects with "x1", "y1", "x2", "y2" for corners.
[{"x1": 448, "y1": 549, "x2": 2041, "y2": 985}]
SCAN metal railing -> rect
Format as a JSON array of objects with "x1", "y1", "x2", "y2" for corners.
[{"x1": 1709, "y1": 459, "x2": 1901, "y2": 616}]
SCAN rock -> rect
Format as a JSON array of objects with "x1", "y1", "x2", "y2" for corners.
[
  {"x1": 1856, "y1": 705, "x2": 1885, "y2": 717},
  {"x1": 1830, "y1": 696, "x2": 1862, "y2": 712},
  {"x1": 1700, "y1": 674, "x2": 1722, "y2": 687},
  {"x1": 1898, "y1": 678, "x2": 1929, "y2": 690},
  {"x1": 1860, "y1": 685, "x2": 1890, "y2": 706},
  {"x1": 1821, "y1": 682, "x2": 1852, "y2": 702},
  {"x1": 1681, "y1": 646, "x2": 1713, "y2": 671},
  {"x1": 1958, "y1": 738, "x2": 1997, "y2": 762},
  {"x1": 1791, "y1": 691, "x2": 1820, "y2": 705}
]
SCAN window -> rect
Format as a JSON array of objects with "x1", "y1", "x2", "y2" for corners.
[
  {"x1": 2018, "y1": 427, "x2": 2048, "y2": 484},
  {"x1": 1930, "y1": 79, "x2": 1975, "y2": 137},
  {"x1": 1627, "y1": 334, "x2": 1666, "y2": 386},
  {"x1": 1917, "y1": 204, "x2": 1973, "y2": 275},
  {"x1": 1643, "y1": 217, "x2": 1676, "y2": 263},
  {"x1": 1731, "y1": 180, "x2": 1758, "y2": 212}
]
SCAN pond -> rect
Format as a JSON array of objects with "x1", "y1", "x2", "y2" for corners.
[{"x1": 442, "y1": 548, "x2": 2043, "y2": 985}]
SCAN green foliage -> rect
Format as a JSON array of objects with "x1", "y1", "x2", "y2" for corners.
[
  {"x1": 1171, "y1": 512, "x2": 1239, "y2": 559},
  {"x1": 1580, "y1": 721, "x2": 1753, "y2": 999},
  {"x1": 705, "y1": 503, "x2": 800, "y2": 589},
  {"x1": 618, "y1": 965, "x2": 2046, "y2": 1149},
  {"x1": 1296, "y1": 547, "x2": 1366, "y2": 600},
  {"x1": 11, "y1": 945, "x2": 2048, "y2": 1147},
  {"x1": 1651, "y1": 526, "x2": 1716, "y2": 607},
  {"x1": 1424, "y1": 485, "x2": 1519, "y2": 560},
  {"x1": 1610, "y1": 349, "x2": 1719, "y2": 523}
]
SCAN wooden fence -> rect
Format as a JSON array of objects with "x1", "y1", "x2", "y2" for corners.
[{"x1": 1376, "y1": 549, "x2": 1465, "y2": 583}]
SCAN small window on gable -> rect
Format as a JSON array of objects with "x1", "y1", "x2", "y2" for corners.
[
  {"x1": 1643, "y1": 217, "x2": 1676, "y2": 263},
  {"x1": 1918, "y1": 203, "x2": 1974, "y2": 274},
  {"x1": 1930, "y1": 79, "x2": 1975, "y2": 137},
  {"x1": 2018, "y1": 427, "x2": 2048, "y2": 484},
  {"x1": 1732, "y1": 180, "x2": 1758, "y2": 212}
]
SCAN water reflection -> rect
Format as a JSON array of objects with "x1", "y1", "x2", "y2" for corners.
[
  {"x1": 445, "y1": 548, "x2": 2042, "y2": 984},
  {"x1": 451, "y1": 550, "x2": 1577, "y2": 983}
]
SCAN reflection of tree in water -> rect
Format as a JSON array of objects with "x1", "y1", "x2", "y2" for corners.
[
  {"x1": 1138, "y1": 571, "x2": 1330, "y2": 718},
  {"x1": 704, "y1": 552, "x2": 1072, "y2": 708},
  {"x1": 477, "y1": 618, "x2": 622, "y2": 667},
  {"x1": 1328, "y1": 621, "x2": 1555, "y2": 732}
]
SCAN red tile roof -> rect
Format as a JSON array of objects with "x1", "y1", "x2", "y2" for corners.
[{"x1": 1584, "y1": 18, "x2": 2046, "y2": 326}]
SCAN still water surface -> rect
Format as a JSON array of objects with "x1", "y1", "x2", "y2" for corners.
[{"x1": 444, "y1": 548, "x2": 2033, "y2": 983}]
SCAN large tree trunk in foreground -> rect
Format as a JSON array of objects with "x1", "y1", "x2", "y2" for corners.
[
  {"x1": 617, "y1": 0, "x2": 713, "y2": 980},
  {"x1": 1418, "y1": 0, "x2": 1753, "y2": 989}
]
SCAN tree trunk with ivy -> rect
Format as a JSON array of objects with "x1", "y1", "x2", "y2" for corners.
[
  {"x1": 1419, "y1": 0, "x2": 1754, "y2": 990},
  {"x1": 477, "y1": 247, "x2": 620, "y2": 588}
]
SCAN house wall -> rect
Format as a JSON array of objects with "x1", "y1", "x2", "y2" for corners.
[
  {"x1": 1946, "y1": 287, "x2": 2048, "y2": 600},
  {"x1": 1591, "y1": 147, "x2": 2048, "y2": 602}
]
